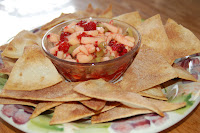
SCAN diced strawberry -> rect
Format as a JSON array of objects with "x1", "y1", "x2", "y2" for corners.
[
  {"x1": 76, "y1": 20, "x2": 87, "y2": 27},
  {"x1": 77, "y1": 32, "x2": 93, "y2": 41},
  {"x1": 58, "y1": 42, "x2": 70, "y2": 53},
  {"x1": 60, "y1": 32, "x2": 71, "y2": 41},
  {"x1": 84, "y1": 21, "x2": 97, "y2": 31},
  {"x1": 76, "y1": 20, "x2": 96, "y2": 31},
  {"x1": 109, "y1": 40, "x2": 127, "y2": 56}
]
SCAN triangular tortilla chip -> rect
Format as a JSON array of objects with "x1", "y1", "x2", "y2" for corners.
[
  {"x1": 41, "y1": 13, "x2": 79, "y2": 30},
  {"x1": 50, "y1": 102, "x2": 95, "y2": 125},
  {"x1": 1, "y1": 30, "x2": 41, "y2": 58},
  {"x1": 0, "y1": 57, "x2": 16, "y2": 75},
  {"x1": 0, "y1": 44, "x2": 8, "y2": 51},
  {"x1": 80, "y1": 99, "x2": 106, "y2": 111},
  {"x1": 113, "y1": 11, "x2": 142, "y2": 28},
  {"x1": 98, "y1": 5, "x2": 112, "y2": 18},
  {"x1": 73, "y1": 79, "x2": 164, "y2": 116},
  {"x1": 30, "y1": 101, "x2": 63, "y2": 119},
  {"x1": 3, "y1": 45, "x2": 63, "y2": 91},
  {"x1": 173, "y1": 63, "x2": 197, "y2": 81},
  {"x1": 119, "y1": 44, "x2": 177, "y2": 92},
  {"x1": 0, "y1": 97, "x2": 37, "y2": 107},
  {"x1": 41, "y1": 4, "x2": 111, "y2": 30},
  {"x1": 77, "y1": 3, "x2": 101, "y2": 17},
  {"x1": 96, "y1": 102, "x2": 121, "y2": 114},
  {"x1": 137, "y1": 14, "x2": 174, "y2": 64},
  {"x1": 165, "y1": 19, "x2": 200, "y2": 60},
  {"x1": 138, "y1": 85, "x2": 167, "y2": 100},
  {"x1": 91, "y1": 99, "x2": 186, "y2": 123},
  {"x1": 0, "y1": 81, "x2": 90, "y2": 101}
]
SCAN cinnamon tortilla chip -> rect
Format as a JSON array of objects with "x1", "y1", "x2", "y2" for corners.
[
  {"x1": 138, "y1": 85, "x2": 167, "y2": 100},
  {"x1": 114, "y1": 11, "x2": 142, "y2": 28},
  {"x1": 165, "y1": 19, "x2": 200, "y2": 60},
  {"x1": 30, "y1": 101, "x2": 63, "y2": 119},
  {"x1": 98, "y1": 5, "x2": 112, "y2": 18},
  {"x1": 0, "y1": 81, "x2": 90, "y2": 101},
  {"x1": 80, "y1": 99, "x2": 106, "y2": 111},
  {"x1": 137, "y1": 14, "x2": 174, "y2": 64},
  {"x1": 119, "y1": 44, "x2": 177, "y2": 92},
  {"x1": 73, "y1": 79, "x2": 164, "y2": 116},
  {"x1": 0, "y1": 57, "x2": 16, "y2": 75},
  {"x1": 50, "y1": 102, "x2": 95, "y2": 125},
  {"x1": 41, "y1": 13, "x2": 79, "y2": 30},
  {"x1": 97, "y1": 102, "x2": 121, "y2": 114},
  {"x1": 0, "y1": 44, "x2": 8, "y2": 51},
  {"x1": 1, "y1": 30, "x2": 41, "y2": 58},
  {"x1": 3, "y1": 45, "x2": 63, "y2": 91},
  {"x1": 41, "y1": 4, "x2": 112, "y2": 30},
  {"x1": 91, "y1": 99, "x2": 186, "y2": 123},
  {"x1": 35, "y1": 29, "x2": 48, "y2": 39},
  {"x1": 0, "y1": 97, "x2": 37, "y2": 107},
  {"x1": 173, "y1": 63, "x2": 197, "y2": 81}
]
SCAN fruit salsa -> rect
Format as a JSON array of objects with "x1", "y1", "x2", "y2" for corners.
[{"x1": 47, "y1": 19, "x2": 136, "y2": 63}]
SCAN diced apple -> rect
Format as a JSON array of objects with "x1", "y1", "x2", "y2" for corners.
[
  {"x1": 57, "y1": 51, "x2": 64, "y2": 59},
  {"x1": 84, "y1": 30, "x2": 99, "y2": 36},
  {"x1": 125, "y1": 36, "x2": 135, "y2": 42},
  {"x1": 79, "y1": 45, "x2": 89, "y2": 55},
  {"x1": 68, "y1": 32, "x2": 80, "y2": 45},
  {"x1": 115, "y1": 34, "x2": 134, "y2": 47},
  {"x1": 77, "y1": 53, "x2": 93, "y2": 63},
  {"x1": 74, "y1": 25, "x2": 84, "y2": 32},
  {"x1": 81, "y1": 36, "x2": 106, "y2": 44},
  {"x1": 49, "y1": 46, "x2": 58, "y2": 55},
  {"x1": 48, "y1": 33, "x2": 59, "y2": 43},
  {"x1": 96, "y1": 27, "x2": 105, "y2": 34},
  {"x1": 102, "y1": 22, "x2": 119, "y2": 33}
]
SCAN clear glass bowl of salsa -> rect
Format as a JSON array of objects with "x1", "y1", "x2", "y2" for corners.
[{"x1": 42, "y1": 17, "x2": 141, "y2": 82}]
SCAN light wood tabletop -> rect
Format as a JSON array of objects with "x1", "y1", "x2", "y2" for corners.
[{"x1": 0, "y1": 0, "x2": 200, "y2": 132}]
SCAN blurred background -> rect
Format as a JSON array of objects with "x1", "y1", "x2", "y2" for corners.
[{"x1": 0, "y1": 0, "x2": 199, "y2": 43}]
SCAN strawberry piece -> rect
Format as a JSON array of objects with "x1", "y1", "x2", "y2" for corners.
[{"x1": 84, "y1": 21, "x2": 97, "y2": 31}]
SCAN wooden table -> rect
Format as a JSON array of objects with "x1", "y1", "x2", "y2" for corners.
[{"x1": 0, "y1": 0, "x2": 200, "y2": 132}]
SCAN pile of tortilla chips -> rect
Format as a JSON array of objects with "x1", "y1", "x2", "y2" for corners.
[{"x1": 0, "y1": 4, "x2": 200, "y2": 125}]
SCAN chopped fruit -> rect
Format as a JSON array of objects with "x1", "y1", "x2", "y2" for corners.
[
  {"x1": 77, "y1": 32, "x2": 93, "y2": 41},
  {"x1": 47, "y1": 19, "x2": 136, "y2": 63},
  {"x1": 58, "y1": 42, "x2": 70, "y2": 53},
  {"x1": 60, "y1": 32, "x2": 71, "y2": 41},
  {"x1": 76, "y1": 20, "x2": 87, "y2": 27},
  {"x1": 84, "y1": 21, "x2": 97, "y2": 31}
]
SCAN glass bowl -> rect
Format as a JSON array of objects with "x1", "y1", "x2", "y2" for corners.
[{"x1": 42, "y1": 17, "x2": 141, "y2": 82}]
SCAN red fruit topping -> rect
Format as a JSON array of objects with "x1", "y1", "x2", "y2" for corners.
[
  {"x1": 47, "y1": 34, "x2": 51, "y2": 38},
  {"x1": 60, "y1": 32, "x2": 71, "y2": 41},
  {"x1": 76, "y1": 20, "x2": 96, "y2": 31},
  {"x1": 58, "y1": 41, "x2": 70, "y2": 53},
  {"x1": 77, "y1": 32, "x2": 93, "y2": 41},
  {"x1": 54, "y1": 51, "x2": 58, "y2": 56},
  {"x1": 109, "y1": 20, "x2": 114, "y2": 25},
  {"x1": 76, "y1": 20, "x2": 87, "y2": 27},
  {"x1": 84, "y1": 21, "x2": 96, "y2": 31},
  {"x1": 109, "y1": 40, "x2": 128, "y2": 56},
  {"x1": 94, "y1": 41, "x2": 98, "y2": 47}
]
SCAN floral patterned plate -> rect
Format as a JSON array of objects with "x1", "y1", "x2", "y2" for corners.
[{"x1": 0, "y1": 52, "x2": 200, "y2": 133}]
